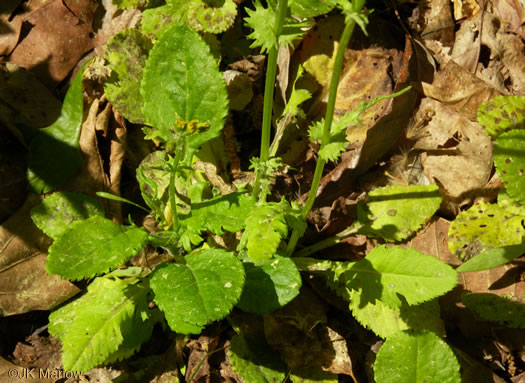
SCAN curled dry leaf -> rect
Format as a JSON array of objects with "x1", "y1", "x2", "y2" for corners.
[
  {"x1": 421, "y1": 60, "x2": 502, "y2": 121},
  {"x1": 409, "y1": 97, "x2": 493, "y2": 213}
]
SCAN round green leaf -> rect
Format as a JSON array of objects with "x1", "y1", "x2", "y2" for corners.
[
  {"x1": 494, "y1": 129, "x2": 525, "y2": 206},
  {"x1": 374, "y1": 331, "x2": 461, "y2": 383},
  {"x1": 47, "y1": 216, "x2": 148, "y2": 280},
  {"x1": 150, "y1": 249, "x2": 244, "y2": 334},
  {"x1": 237, "y1": 255, "x2": 302, "y2": 314},
  {"x1": 31, "y1": 192, "x2": 104, "y2": 239},
  {"x1": 141, "y1": 24, "x2": 229, "y2": 151}
]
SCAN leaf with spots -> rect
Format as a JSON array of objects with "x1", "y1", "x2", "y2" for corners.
[
  {"x1": 30, "y1": 192, "x2": 104, "y2": 239},
  {"x1": 47, "y1": 216, "x2": 148, "y2": 281},
  {"x1": 494, "y1": 129, "x2": 525, "y2": 206},
  {"x1": 374, "y1": 331, "x2": 461, "y2": 383},
  {"x1": 48, "y1": 277, "x2": 155, "y2": 372},
  {"x1": 448, "y1": 202, "x2": 524, "y2": 261},
  {"x1": 104, "y1": 28, "x2": 153, "y2": 124},
  {"x1": 478, "y1": 95, "x2": 525, "y2": 139},
  {"x1": 237, "y1": 254, "x2": 302, "y2": 314},
  {"x1": 150, "y1": 249, "x2": 244, "y2": 334},
  {"x1": 355, "y1": 184, "x2": 442, "y2": 242}
]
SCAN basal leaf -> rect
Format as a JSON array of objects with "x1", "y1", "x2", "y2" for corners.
[
  {"x1": 498, "y1": 188, "x2": 525, "y2": 216},
  {"x1": 30, "y1": 192, "x2": 104, "y2": 239},
  {"x1": 137, "y1": 151, "x2": 170, "y2": 223},
  {"x1": 357, "y1": 184, "x2": 442, "y2": 242},
  {"x1": 339, "y1": 245, "x2": 457, "y2": 308},
  {"x1": 47, "y1": 216, "x2": 148, "y2": 280},
  {"x1": 27, "y1": 66, "x2": 84, "y2": 193},
  {"x1": 141, "y1": 24, "x2": 229, "y2": 155},
  {"x1": 104, "y1": 29, "x2": 153, "y2": 124},
  {"x1": 171, "y1": 0, "x2": 237, "y2": 34},
  {"x1": 348, "y1": 289, "x2": 444, "y2": 339},
  {"x1": 49, "y1": 277, "x2": 153, "y2": 372},
  {"x1": 237, "y1": 255, "x2": 302, "y2": 314},
  {"x1": 228, "y1": 333, "x2": 287, "y2": 383},
  {"x1": 462, "y1": 293, "x2": 525, "y2": 328},
  {"x1": 448, "y1": 202, "x2": 524, "y2": 261},
  {"x1": 141, "y1": 4, "x2": 177, "y2": 38},
  {"x1": 290, "y1": 368, "x2": 338, "y2": 383},
  {"x1": 494, "y1": 129, "x2": 525, "y2": 206},
  {"x1": 457, "y1": 244, "x2": 525, "y2": 272},
  {"x1": 478, "y1": 95, "x2": 525, "y2": 139},
  {"x1": 374, "y1": 331, "x2": 461, "y2": 383},
  {"x1": 239, "y1": 201, "x2": 290, "y2": 262},
  {"x1": 150, "y1": 249, "x2": 244, "y2": 334}
]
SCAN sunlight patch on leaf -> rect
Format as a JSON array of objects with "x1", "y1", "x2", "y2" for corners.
[
  {"x1": 493, "y1": 129, "x2": 525, "y2": 206},
  {"x1": 478, "y1": 95, "x2": 525, "y2": 139}
]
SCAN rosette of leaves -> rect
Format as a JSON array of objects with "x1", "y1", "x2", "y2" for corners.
[{"x1": 141, "y1": 0, "x2": 237, "y2": 38}]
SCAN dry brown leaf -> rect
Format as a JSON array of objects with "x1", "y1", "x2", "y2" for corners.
[
  {"x1": 0, "y1": 0, "x2": 23, "y2": 56},
  {"x1": 452, "y1": 0, "x2": 481, "y2": 20},
  {"x1": 493, "y1": 0, "x2": 525, "y2": 39},
  {"x1": 8, "y1": 0, "x2": 97, "y2": 87},
  {"x1": 421, "y1": 60, "x2": 502, "y2": 120},
  {"x1": 409, "y1": 98, "x2": 493, "y2": 213},
  {"x1": 0, "y1": 195, "x2": 79, "y2": 316},
  {"x1": 264, "y1": 287, "x2": 356, "y2": 378}
]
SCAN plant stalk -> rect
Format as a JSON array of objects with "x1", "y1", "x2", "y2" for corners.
[
  {"x1": 169, "y1": 152, "x2": 181, "y2": 233},
  {"x1": 286, "y1": 1, "x2": 366, "y2": 256},
  {"x1": 252, "y1": 0, "x2": 288, "y2": 201},
  {"x1": 293, "y1": 223, "x2": 364, "y2": 258}
]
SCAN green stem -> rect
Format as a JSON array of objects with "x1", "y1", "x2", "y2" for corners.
[
  {"x1": 286, "y1": 1, "x2": 366, "y2": 256},
  {"x1": 169, "y1": 152, "x2": 181, "y2": 233},
  {"x1": 293, "y1": 223, "x2": 363, "y2": 257},
  {"x1": 252, "y1": 0, "x2": 288, "y2": 201}
]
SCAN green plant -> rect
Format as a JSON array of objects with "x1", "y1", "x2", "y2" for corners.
[{"x1": 28, "y1": 0, "x2": 472, "y2": 380}]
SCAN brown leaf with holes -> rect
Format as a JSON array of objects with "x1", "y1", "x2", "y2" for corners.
[{"x1": 7, "y1": 0, "x2": 97, "y2": 87}]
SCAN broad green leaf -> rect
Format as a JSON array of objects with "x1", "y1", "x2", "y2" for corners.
[
  {"x1": 47, "y1": 216, "x2": 148, "y2": 280},
  {"x1": 457, "y1": 244, "x2": 525, "y2": 272},
  {"x1": 239, "y1": 201, "x2": 290, "y2": 262},
  {"x1": 448, "y1": 202, "x2": 524, "y2": 261},
  {"x1": 179, "y1": 191, "x2": 255, "y2": 250},
  {"x1": 49, "y1": 277, "x2": 154, "y2": 372},
  {"x1": 141, "y1": 24, "x2": 229, "y2": 155},
  {"x1": 462, "y1": 293, "x2": 525, "y2": 328},
  {"x1": 228, "y1": 333, "x2": 287, "y2": 383},
  {"x1": 357, "y1": 184, "x2": 442, "y2": 242},
  {"x1": 104, "y1": 29, "x2": 152, "y2": 124},
  {"x1": 348, "y1": 290, "x2": 444, "y2": 339},
  {"x1": 374, "y1": 331, "x2": 461, "y2": 383},
  {"x1": 478, "y1": 95, "x2": 525, "y2": 139},
  {"x1": 150, "y1": 249, "x2": 244, "y2": 334},
  {"x1": 289, "y1": 0, "x2": 336, "y2": 18},
  {"x1": 27, "y1": 66, "x2": 84, "y2": 193},
  {"x1": 30, "y1": 192, "x2": 104, "y2": 239},
  {"x1": 337, "y1": 245, "x2": 457, "y2": 308},
  {"x1": 237, "y1": 255, "x2": 302, "y2": 314},
  {"x1": 494, "y1": 129, "x2": 525, "y2": 206}
]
